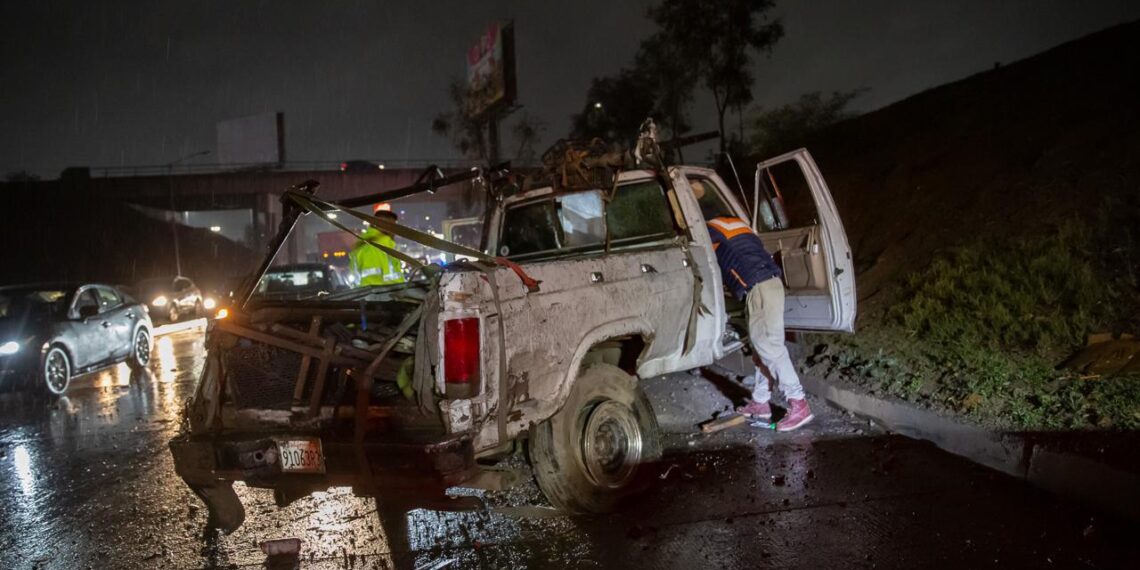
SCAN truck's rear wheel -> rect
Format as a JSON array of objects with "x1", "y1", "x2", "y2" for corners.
[{"x1": 529, "y1": 363, "x2": 661, "y2": 513}]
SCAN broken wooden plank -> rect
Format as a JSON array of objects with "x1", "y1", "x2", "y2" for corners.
[
  {"x1": 307, "y1": 338, "x2": 337, "y2": 418},
  {"x1": 292, "y1": 317, "x2": 322, "y2": 405},
  {"x1": 217, "y1": 321, "x2": 396, "y2": 378},
  {"x1": 700, "y1": 414, "x2": 748, "y2": 434}
]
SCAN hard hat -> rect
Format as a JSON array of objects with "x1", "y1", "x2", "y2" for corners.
[{"x1": 372, "y1": 202, "x2": 397, "y2": 222}]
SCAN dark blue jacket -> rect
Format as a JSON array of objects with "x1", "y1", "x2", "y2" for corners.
[{"x1": 707, "y1": 216, "x2": 782, "y2": 300}]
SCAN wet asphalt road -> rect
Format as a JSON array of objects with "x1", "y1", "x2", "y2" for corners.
[{"x1": 1, "y1": 329, "x2": 1138, "y2": 569}]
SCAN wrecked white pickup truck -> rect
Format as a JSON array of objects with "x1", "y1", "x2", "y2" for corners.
[{"x1": 170, "y1": 134, "x2": 855, "y2": 532}]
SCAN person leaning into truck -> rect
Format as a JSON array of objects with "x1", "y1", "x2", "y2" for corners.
[
  {"x1": 696, "y1": 184, "x2": 814, "y2": 431},
  {"x1": 349, "y1": 203, "x2": 406, "y2": 287}
]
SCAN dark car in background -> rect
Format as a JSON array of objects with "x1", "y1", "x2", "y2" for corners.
[
  {"x1": 0, "y1": 283, "x2": 153, "y2": 394},
  {"x1": 252, "y1": 263, "x2": 349, "y2": 302},
  {"x1": 133, "y1": 276, "x2": 214, "y2": 323},
  {"x1": 339, "y1": 160, "x2": 385, "y2": 172}
]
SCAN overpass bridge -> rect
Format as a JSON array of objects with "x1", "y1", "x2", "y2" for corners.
[
  {"x1": 75, "y1": 162, "x2": 472, "y2": 209},
  {"x1": 60, "y1": 162, "x2": 481, "y2": 263}
]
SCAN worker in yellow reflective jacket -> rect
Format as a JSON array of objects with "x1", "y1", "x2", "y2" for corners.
[{"x1": 349, "y1": 203, "x2": 405, "y2": 287}]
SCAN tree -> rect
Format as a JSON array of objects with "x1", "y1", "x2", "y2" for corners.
[
  {"x1": 569, "y1": 34, "x2": 699, "y2": 150},
  {"x1": 570, "y1": 68, "x2": 657, "y2": 142},
  {"x1": 432, "y1": 78, "x2": 546, "y2": 165},
  {"x1": 634, "y1": 32, "x2": 698, "y2": 141},
  {"x1": 511, "y1": 113, "x2": 547, "y2": 166},
  {"x1": 651, "y1": 0, "x2": 784, "y2": 154},
  {"x1": 747, "y1": 89, "x2": 863, "y2": 157},
  {"x1": 431, "y1": 78, "x2": 490, "y2": 161}
]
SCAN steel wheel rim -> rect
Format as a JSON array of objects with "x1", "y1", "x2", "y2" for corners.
[
  {"x1": 45, "y1": 350, "x2": 69, "y2": 394},
  {"x1": 581, "y1": 400, "x2": 643, "y2": 489},
  {"x1": 135, "y1": 331, "x2": 151, "y2": 366}
]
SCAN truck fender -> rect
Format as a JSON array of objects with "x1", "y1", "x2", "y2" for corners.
[{"x1": 547, "y1": 317, "x2": 654, "y2": 419}]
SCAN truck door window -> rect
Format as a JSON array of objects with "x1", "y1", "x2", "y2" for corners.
[
  {"x1": 687, "y1": 177, "x2": 734, "y2": 221},
  {"x1": 500, "y1": 183, "x2": 677, "y2": 259},
  {"x1": 500, "y1": 201, "x2": 562, "y2": 256},
  {"x1": 606, "y1": 180, "x2": 677, "y2": 244},
  {"x1": 558, "y1": 191, "x2": 606, "y2": 248},
  {"x1": 757, "y1": 162, "x2": 816, "y2": 229}
]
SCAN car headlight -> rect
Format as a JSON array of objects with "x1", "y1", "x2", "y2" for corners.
[
  {"x1": 203, "y1": 297, "x2": 217, "y2": 310},
  {"x1": 151, "y1": 295, "x2": 168, "y2": 307},
  {"x1": 0, "y1": 341, "x2": 19, "y2": 356},
  {"x1": 215, "y1": 308, "x2": 229, "y2": 320}
]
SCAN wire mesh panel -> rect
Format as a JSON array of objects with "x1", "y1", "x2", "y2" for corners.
[{"x1": 224, "y1": 339, "x2": 303, "y2": 409}]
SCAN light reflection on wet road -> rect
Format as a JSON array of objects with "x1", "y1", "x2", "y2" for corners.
[{"x1": 1, "y1": 330, "x2": 1137, "y2": 569}]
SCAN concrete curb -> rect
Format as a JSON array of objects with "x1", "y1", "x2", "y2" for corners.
[
  {"x1": 152, "y1": 318, "x2": 208, "y2": 337},
  {"x1": 802, "y1": 375, "x2": 1140, "y2": 520}
]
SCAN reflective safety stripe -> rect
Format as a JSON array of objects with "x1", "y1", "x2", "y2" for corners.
[
  {"x1": 359, "y1": 267, "x2": 383, "y2": 277},
  {"x1": 729, "y1": 268, "x2": 749, "y2": 288},
  {"x1": 708, "y1": 217, "x2": 753, "y2": 239}
]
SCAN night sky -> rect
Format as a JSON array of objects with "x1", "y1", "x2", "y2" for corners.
[{"x1": 2, "y1": 1, "x2": 1139, "y2": 178}]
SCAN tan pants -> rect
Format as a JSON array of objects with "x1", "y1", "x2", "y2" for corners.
[{"x1": 747, "y1": 277, "x2": 804, "y2": 402}]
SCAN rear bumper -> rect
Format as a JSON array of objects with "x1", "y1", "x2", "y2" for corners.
[{"x1": 170, "y1": 431, "x2": 478, "y2": 513}]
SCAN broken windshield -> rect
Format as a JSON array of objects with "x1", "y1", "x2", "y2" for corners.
[{"x1": 236, "y1": 179, "x2": 488, "y2": 300}]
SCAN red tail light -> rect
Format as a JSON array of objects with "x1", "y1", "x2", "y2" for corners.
[{"x1": 444, "y1": 318, "x2": 480, "y2": 384}]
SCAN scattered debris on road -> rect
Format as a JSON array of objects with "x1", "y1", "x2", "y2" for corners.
[{"x1": 700, "y1": 414, "x2": 747, "y2": 433}]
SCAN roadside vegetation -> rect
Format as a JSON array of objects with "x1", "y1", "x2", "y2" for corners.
[{"x1": 806, "y1": 202, "x2": 1140, "y2": 430}]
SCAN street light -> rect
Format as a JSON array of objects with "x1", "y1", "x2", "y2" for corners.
[{"x1": 594, "y1": 102, "x2": 603, "y2": 109}]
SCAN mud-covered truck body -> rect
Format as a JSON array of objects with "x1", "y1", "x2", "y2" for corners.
[{"x1": 170, "y1": 145, "x2": 854, "y2": 531}]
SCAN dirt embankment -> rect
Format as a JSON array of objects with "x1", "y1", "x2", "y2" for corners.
[
  {"x1": 810, "y1": 20, "x2": 1140, "y2": 320},
  {"x1": 796, "y1": 21, "x2": 1140, "y2": 430}
]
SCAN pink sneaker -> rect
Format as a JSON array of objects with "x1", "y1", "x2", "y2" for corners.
[
  {"x1": 777, "y1": 399, "x2": 814, "y2": 431},
  {"x1": 736, "y1": 400, "x2": 772, "y2": 420}
]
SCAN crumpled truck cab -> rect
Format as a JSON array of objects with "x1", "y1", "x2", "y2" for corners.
[{"x1": 170, "y1": 141, "x2": 855, "y2": 532}]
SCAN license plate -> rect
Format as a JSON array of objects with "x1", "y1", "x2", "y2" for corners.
[{"x1": 275, "y1": 438, "x2": 326, "y2": 474}]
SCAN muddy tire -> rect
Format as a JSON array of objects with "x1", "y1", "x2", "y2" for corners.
[
  {"x1": 529, "y1": 363, "x2": 661, "y2": 513},
  {"x1": 126, "y1": 328, "x2": 151, "y2": 371}
]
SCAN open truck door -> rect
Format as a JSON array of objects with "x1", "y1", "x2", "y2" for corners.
[{"x1": 752, "y1": 149, "x2": 855, "y2": 332}]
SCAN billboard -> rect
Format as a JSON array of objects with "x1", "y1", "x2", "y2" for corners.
[
  {"x1": 216, "y1": 112, "x2": 285, "y2": 165},
  {"x1": 464, "y1": 21, "x2": 517, "y2": 119}
]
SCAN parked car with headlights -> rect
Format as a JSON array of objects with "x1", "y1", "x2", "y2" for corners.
[
  {"x1": 134, "y1": 276, "x2": 212, "y2": 322},
  {"x1": 0, "y1": 283, "x2": 153, "y2": 394},
  {"x1": 340, "y1": 160, "x2": 384, "y2": 172}
]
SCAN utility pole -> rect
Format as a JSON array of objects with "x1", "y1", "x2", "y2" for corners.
[
  {"x1": 487, "y1": 113, "x2": 501, "y2": 164},
  {"x1": 167, "y1": 150, "x2": 210, "y2": 277}
]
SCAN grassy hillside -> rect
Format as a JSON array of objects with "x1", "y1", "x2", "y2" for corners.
[{"x1": 800, "y1": 21, "x2": 1140, "y2": 430}]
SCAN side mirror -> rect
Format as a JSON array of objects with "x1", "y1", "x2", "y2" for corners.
[{"x1": 78, "y1": 305, "x2": 99, "y2": 319}]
